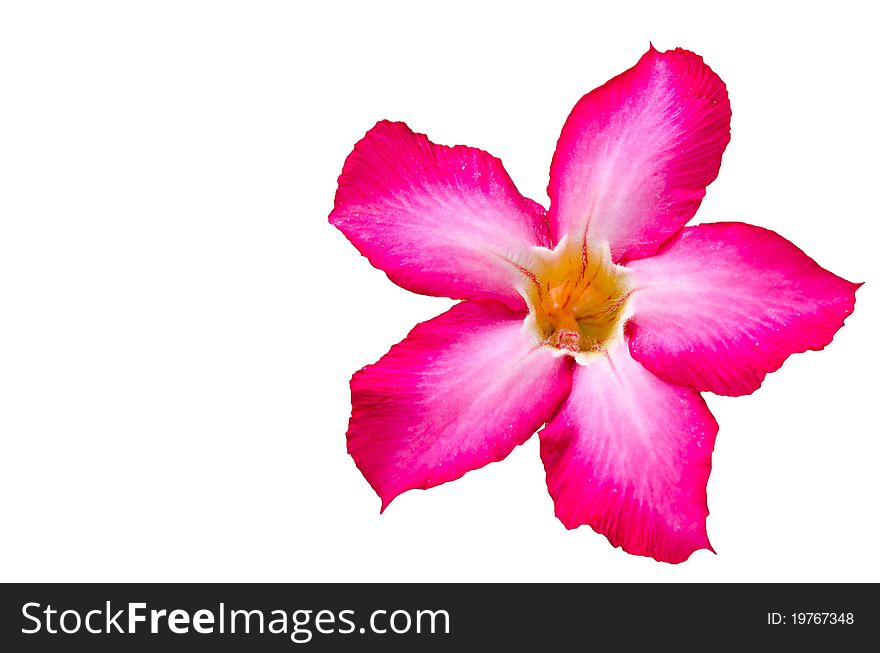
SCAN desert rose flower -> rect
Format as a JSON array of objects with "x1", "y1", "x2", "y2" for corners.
[{"x1": 329, "y1": 46, "x2": 859, "y2": 563}]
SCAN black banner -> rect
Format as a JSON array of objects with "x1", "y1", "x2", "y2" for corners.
[{"x1": 0, "y1": 583, "x2": 874, "y2": 650}]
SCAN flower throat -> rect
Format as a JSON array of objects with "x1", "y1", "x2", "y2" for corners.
[{"x1": 522, "y1": 239, "x2": 631, "y2": 356}]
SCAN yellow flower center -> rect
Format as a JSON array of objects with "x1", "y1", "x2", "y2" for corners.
[{"x1": 521, "y1": 238, "x2": 631, "y2": 359}]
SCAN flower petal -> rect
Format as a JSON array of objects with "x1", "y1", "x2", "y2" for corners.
[
  {"x1": 539, "y1": 341, "x2": 717, "y2": 563},
  {"x1": 330, "y1": 121, "x2": 550, "y2": 309},
  {"x1": 548, "y1": 46, "x2": 731, "y2": 260},
  {"x1": 349, "y1": 300, "x2": 572, "y2": 509},
  {"x1": 626, "y1": 222, "x2": 860, "y2": 396}
]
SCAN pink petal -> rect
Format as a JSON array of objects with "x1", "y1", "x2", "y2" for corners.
[
  {"x1": 626, "y1": 222, "x2": 860, "y2": 396},
  {"x1": 349, "y1": 300, "x2": 572, "y2": 509},
  {"x1": 539, "y1": 342, "x2": 717, "y2": 563},
  {"x1": 330, "y1": 121, "x2": 550, "y2": 309},
  {"x1": 548, "y1": 46, "x2": 731, "y2": 260}
]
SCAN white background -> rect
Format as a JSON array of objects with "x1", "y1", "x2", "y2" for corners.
[{"x1": 1, "y1": 1, "x2": 877, "y2": 582}]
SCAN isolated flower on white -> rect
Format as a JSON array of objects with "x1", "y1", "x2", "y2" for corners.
[{"x1": 329, "y1": 47, "x2": 859, "y2": 562}]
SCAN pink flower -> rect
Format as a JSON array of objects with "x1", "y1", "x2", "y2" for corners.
[{"x1": 329, "y1": 46, "x2": 860, "y2": 563}]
